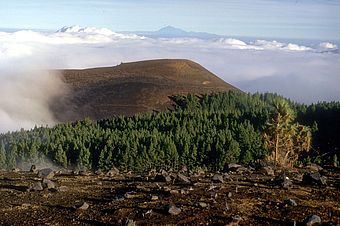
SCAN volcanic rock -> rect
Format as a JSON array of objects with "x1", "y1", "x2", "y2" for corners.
[
  {"x1": 165, "y1": 204, "x2": 181, "y2": 215},
  {"x1": 303, "y1": 215, "x2": 321, "y2": 226},
  {"x1": 303, "y1": 172, "x2": 326, "y2": 186},
  {"x1": 37, "y1": 168, "x2": 55, "y2": 179},
  {"x1": 176, "y1": 173, "x2": 191, "y2": 184}
]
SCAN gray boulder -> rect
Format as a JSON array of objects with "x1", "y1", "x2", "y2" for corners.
[
  {"x1": 42, "y1": 178, "x2": 56, "y2": 189},
  {"x1": 226, "y1": 163, "x2": 248, "y2": 173},
  {"x1": 303, "y1": 215, "x2": 321, "y2": 226},
  {"x1": 77, "y1": 202, "x2": 89, "y2": 211},
  {"x1": 155, "y1": 174, "x2": 172, "y2": 183},
  {"x1": 37, "y1": 168, "x2": 55, "y2": 179},
  {"x1": 30, "y1": 181, "x2": 44, "y2": 191},
  {"x1": 176, "y1": 173, "x2": 191, "y2": 184},
  {"x1": 284, "y1": 198, "x2": 297, "y2": 206},
  {"x1": 165, "y1": 204, "x2": 181, "y2": 215},
  {"x1": 259, "y1": 166, "x2": 275, "y2": 176},
  {"x1": 30, "y1": 165, "x2": 37, "y2": 173},
  {"x1": 106, "y1": 166, "x2": 120, "y2": 176},
  {"x1": 303, "y1": 172, "x2": 326, "y2": 186},
  {"x1": 124, "y1": 218, "x2": 136, "y2": 226},
  {"x1": 275, "y1": 174, "x2": 293, "y2": 189},
  {"x1": 212, "y1": 174, "x2": 224, "y2": 183}
]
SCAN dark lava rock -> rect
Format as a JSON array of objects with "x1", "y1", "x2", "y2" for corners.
[
  {"x1": 303, "y1": 215, "x2": 321, "y2": 226},
  {"x1": 94, "y1": 169, "x2": 104, "y2": 175},
  {"x1": 259, "y1": 166, "x2": 275, "y2": 176},
  {"x1": 275, "y1": 174, "x2": 293, "y2": 189},
  {"x1": 165, "y1": 204, "x2": 181, "y2": 215},
  {"x1": 198, "y1": 202, "x2": 208, "y2": 208},
  {"x1": 42, "y1": 178, "x2": 56, "y2": 189},
  {"x1": 155, "y1": 174, "x2": 172, "y2": 183},
  {"x1": 106, "y1": 166, "x2": 120, "y2": 176},
  {"x1": 225, "y1": 215, "x2": 243, "y2": 226},
  {"x1": 30, "y1": 165, "x2": 37, "y2": 173},
  {"x1": 306, "y1": 163, "x2": 323, "y2": 172},
  {"x1": 212, "y1": 174, "x2": 224, "y2": 183},
  {"x1": 79, "y1": 170, "x2": 92, "y2": 176},
  {"x1": 284, "y1": 198, "x2": 297, "y2": 206},
  {"x1": 176, "y1": 173, "x2": 191, "y2": 184},
  {"x1": 303, "y1": 172, "x2": 326, "y2": 186},
  {"x1": 30, "y1": 181, "x2": 44, "y2": 191},
  {"x1": 58, "y1": 186, "x2": 69, "y2": 192},
  {"x1": 124, "y1": 218, "x2": 136, "y2": 226},
  {"x1": 226, "y1": 163, "x2": 248, "y2": 173},
  {"x1": 37, "y1": 168, "x2": 55, "y2": 179},
  {"x1": 77, "y1": 202, "x2": 89, "y2": 211},
  {"x1": 12, "y1": 168, "x2": 21, "y2": 172}
]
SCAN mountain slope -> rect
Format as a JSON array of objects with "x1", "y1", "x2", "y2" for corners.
[{"x1": 52, "y1": 59, "x2": 239, "y2": 122}]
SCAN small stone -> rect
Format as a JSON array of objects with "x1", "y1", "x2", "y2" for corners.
[
  {"x1": 284, "y1": 198, "x2": 297, "y2": 206},
  {"x1": 77, "y1": 202, "x2": 89, "y2": 211},
  {"x1": 106, "y1": 167, "x2": 120, "y2": 176},
  {"x1": 276, "y1": 174, "x2": 292, "y2": 189},
  {"x1": 94, "y1": 169, "x2": 103, "y2": 175},
  {"x1": 58, "y1": 186, "x2": 69, "y2": 192},
  {"x1": 151, "y1": 195, "x2": 159, "y2": 201},
  {"x1": 303, "y1": 172, "x2": 326, "y2": 186},
  {"x1": 155, "y1": 174, "x2": 172, "y2": 183},
  {"x1": 42, "y1": 178, "x2": 56, "y2": 190},
  {"x1": 260, "y1": 166, "x2": 275, "y2": 176},
  {"x1": 124, "y1": 192, "x2": 138, "y2": 199},
  {"x1": 303, "y1": 215, "x2": 321, "y2": 226},
  {"x1": 124, "y1": 218, "x2": 136, "y2": 226},
  {"x1": 30, "y1": 165, "x2": 37, "y2": 173},
  {"x1": 37, "y1": 168, "x2": 54, "y2": 179},
  {"x1": 306, "y1": 163, "x2": 323, "y2": 172},
  {"x1": 30, "y1": 182, "x2": 44, "y2": 191},
  {"x1": 198, "y1": 202, "x2": 208, "y2": 208},
  {"x1": 226, "y1": 163, "x2": 248, "y2": 173},
  {"x1": 179, "y1": 165, "x2": 188, "y2": 173},
  {"x1": 212, "y1": 174, "x2": 224, "y2": 183},
  {"x1": 225, "y1": 215, "x2": 243, "y2": 226},
  {"x1": 176, "y1": 173, "x2": 191, "y2": 184},
  {"x1": 12, "y1": 168, "x2": 21, "y2": 172},
  {"x1": 170, "y1": 189, "x2": 179, "y2": 194},
  {"x1": 21, "y1": 203, "x2": 31, "y2": 208},
  {"x1": 165, "y1": 204, "x2": 181, "y2": 215},
  {"x1": 79, "y1": 171, "x2": 91, "y2": 176}
]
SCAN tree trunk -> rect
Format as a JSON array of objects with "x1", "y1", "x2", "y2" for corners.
[{"x1": 275, "y1": 133, "x2": 279, "y2": 166}]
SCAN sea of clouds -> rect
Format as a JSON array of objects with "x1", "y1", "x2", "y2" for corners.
[{"x1": 0, "y1": 25, "x2": 339, "y2": 132}]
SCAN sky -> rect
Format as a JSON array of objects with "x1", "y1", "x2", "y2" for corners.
[
  {"x1": 0, "y1": 1, "x2": 340, "y2": 132},
  {"x1": 1, "y1": 0, "x2": 340, "y2": 40}
]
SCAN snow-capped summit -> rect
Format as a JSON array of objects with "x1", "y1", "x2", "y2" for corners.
[{"x1": 56, "y1": 26, "x2": 114, "y2": 36}]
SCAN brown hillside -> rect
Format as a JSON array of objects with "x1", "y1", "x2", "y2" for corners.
[{"x1": 52, "y1": 59, "x2": 238, "y2": 122}]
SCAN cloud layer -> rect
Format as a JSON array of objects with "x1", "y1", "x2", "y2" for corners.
[{"x1": 0, "y1": 25, "x2": 339, "y2": 132}]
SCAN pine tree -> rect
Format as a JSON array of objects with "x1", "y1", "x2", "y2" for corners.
[
  {"x1": 0, "y1": 142, "x2": 7, "y2": 169},
  {"x1": 54, "y1": 144, "x2": 68, "y2": 168},
  {"x1": 77, "y1": 147, "x2": 91, "y2": 170}
]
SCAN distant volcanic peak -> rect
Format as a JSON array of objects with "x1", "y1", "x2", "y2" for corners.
[{"x1": 55, "y1": 59, "x2": 238, "y2": 121}]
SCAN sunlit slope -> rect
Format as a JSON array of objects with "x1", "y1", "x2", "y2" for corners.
[{"x1": 52, "y1": 59, "x2": 239, "y2": 121}]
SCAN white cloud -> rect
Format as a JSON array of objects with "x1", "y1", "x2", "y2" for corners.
[{"x1": 0, "y1": 25, "x2": 339, "y2": 132}]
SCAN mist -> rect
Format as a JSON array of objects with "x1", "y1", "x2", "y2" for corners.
[
  {"x1": 0, "y1": 26, "x2": 339, "y2": 132},
  {"x1": 0, "y1": 68, "x2": 66, "y2": 133}
]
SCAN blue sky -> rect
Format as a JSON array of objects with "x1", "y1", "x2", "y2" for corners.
[{"x1": 1, "y1": 0, "x2": 340, "y2": 40}]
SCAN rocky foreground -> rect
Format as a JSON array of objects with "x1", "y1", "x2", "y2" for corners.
[{"x1": 0, "y1": 164, "x2": 339, "y2": 225}]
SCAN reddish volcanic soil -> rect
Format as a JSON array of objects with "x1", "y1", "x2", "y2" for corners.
[{"x1": 0, "y1": 166, "x2": 339, "y2": 225}]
